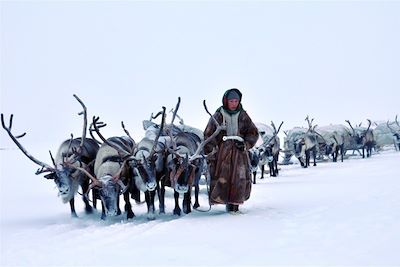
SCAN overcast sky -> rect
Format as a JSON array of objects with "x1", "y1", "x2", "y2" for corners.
[{"x1": 1, "y1": 1, "x2": 399, "y2": 149}]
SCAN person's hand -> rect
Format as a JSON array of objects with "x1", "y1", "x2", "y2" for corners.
[{"x1": 235, "y1": 140, "x2": 245, "y2": 151}]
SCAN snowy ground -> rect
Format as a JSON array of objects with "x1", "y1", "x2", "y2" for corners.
[{"x1": 1, "y1": 147, "x2": 400, "y2": 266}]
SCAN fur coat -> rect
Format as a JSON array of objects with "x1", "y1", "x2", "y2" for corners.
[{"x1": 204, "y1": 108, "x2": 259, "y2": 205}]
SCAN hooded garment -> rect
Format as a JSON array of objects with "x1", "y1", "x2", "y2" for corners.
[{"x1": 203, "y1": 89, "x2": 259, "y2": 205}]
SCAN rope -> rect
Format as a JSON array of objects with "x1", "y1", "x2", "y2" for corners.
[{"x1": 193, "y1": 166, "x2": 212, "y2": 212}]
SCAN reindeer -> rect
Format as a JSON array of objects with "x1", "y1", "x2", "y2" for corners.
[
  {"x1": 387, "y1": 115, "x2": 400, "y2": 151},
  {"x1": 132, "y1": 107, "x2": 172, "y2": 219},
  {"x1": 84, "y1": 112, "x2": 165, "y2": 220},
  {"x1": 346, "y1": 119, "x2": 375, "y2": 158},
  {"x1": 1, "y1": 95, "x2": 99, "y2": 217},
  {"x1": 316, "y1": 125, "x2": 346, "y2": 162},
  {"x1": 258, "y1": 121, "x2": 283, "y2": 177},
  {"x1": 166, "y1": 98, "x2": 206, "y2": 210},
  {"x1": 281, "y1": 127, "x2": 307, "y2": 165},
  {"x1": 161, "y1": 97, "x2": 202, "y2": 215},
  {"x1": 91, "y1": 135, "x2": 135, "y2": 220},
  {"x1": 294, "y1": 116, "x2": 318, "y2": 168},
  {"x1": 248, "y1": 147, "x2": 259, "y2": 184},
  {"x1": 164, "y1": 99, "x2": 222, "y2": 215},
  {"x1": 165, "y1": 130, "x2": 203, "y2": 215}
]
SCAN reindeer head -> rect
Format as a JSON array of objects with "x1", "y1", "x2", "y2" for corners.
[
  {"x1": 167, "y1": 150, "x2": 193, "y2": 194},
  {"x1": 258, "y1": 144, "x2": 274, "y2": 165},
  {"x1": 1, "y1": 94, "x2": 93, "y2": 204},
  {"x1": 96, "y1": 174, "x2": 127, "y2": 217},
  {"x1": 43, "y1": 165, "x2": 76, "y2": 202},
  {"x1": 131, "y1": 152, "x2": 158, "y2": 192}
]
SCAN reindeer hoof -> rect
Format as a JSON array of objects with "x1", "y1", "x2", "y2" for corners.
[
  {"x1": 173, "y1": 209, "x2": 181, "y2": 216},
  {"x1": 85, "y1": 206, "x2": 93, "y2": 214},
  {"x1": 193, "y1": 203, "x2": 200, "y2": 209},
  {"x1": 127, "y1": 211, "x2": 135, "y2": 219},
  {"x1": 147, "y1": 212, "x2": 156, "y2": 220}
]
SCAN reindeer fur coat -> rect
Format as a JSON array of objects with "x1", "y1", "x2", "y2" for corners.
[{"x1": 204, "y1": 90, "x2": 259, "y2": 205}]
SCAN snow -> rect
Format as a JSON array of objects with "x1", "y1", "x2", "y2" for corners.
[{"x1": 1, "y1": 146, "x2": 400, "y2": 266}]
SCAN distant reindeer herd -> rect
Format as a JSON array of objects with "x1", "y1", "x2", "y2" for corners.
[{"x1": 1, "y1": 95, "x2": 399, "y2": 220}]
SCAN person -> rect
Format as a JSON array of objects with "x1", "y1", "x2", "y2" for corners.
[{"x1": 203, "y1": 88, "x2": 259, "y2": 213}]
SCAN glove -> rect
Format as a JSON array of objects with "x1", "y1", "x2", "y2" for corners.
[{"x1": 235, "y1": 140, "x2": 245, "y2": 151}]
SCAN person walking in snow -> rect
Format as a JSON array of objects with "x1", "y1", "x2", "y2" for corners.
[{"x1": 203, "y1": 88, "x2": 259, "y2": 213}]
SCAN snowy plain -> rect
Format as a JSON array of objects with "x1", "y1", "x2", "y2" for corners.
[{"x1": 1, "y1": 144, "x2": 399, "y2": 267}]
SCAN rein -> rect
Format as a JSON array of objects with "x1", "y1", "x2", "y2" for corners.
[{"x1": 193, "y1": 159, "x2": 212, "y2": 212}]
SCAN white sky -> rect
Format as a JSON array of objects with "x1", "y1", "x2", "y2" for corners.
[{"x1": 1, "y1": 1, "x2": 399, "y2": 148}]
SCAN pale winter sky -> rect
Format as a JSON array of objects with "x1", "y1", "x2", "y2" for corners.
[{"x1": 1, "y1": 1, "x2": 399, "y2": 148}]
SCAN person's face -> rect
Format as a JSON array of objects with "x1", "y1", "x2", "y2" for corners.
[{"x1": 227, "y1": 99, "x2": 239, "y2": 111}]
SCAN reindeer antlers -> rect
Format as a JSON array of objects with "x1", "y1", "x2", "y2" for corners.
[
  {"x1": 169, "y1": 108, "x2": 184, "y2": 125},
  {"x1": 121, "y1": 121, "x2": 135, "y2": 142},
  {"x1": 170, "y1": 97, "x2": 181, "y2": 125},
  {"x1": 345, "y1": 120, "x2": 356, "y2": 133},
  {"x1": 91, "y1": 116, "x2": 132, "y2": 159},
  {"x1": 264, "y1": 121, "x2": 284, "y2": 146},
  {"x1": 1, "y1": 113, "x2": 55, "y2": 174},
  {"x1": 149, "y1": 106, "x2": 166, "y2": 159},
  {"x1": 190, "y1": 100, "x2": 225, "y2": 162},
  {"x1": 305, "y1": 115, "x2": 314, "y2": 130},
  {"x1": 73, "y1": 94, "x2": 87, "y2": 150}
]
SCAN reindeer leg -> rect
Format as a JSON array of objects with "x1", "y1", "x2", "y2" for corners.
[
  {"x1": 158, "y1": 180, "x2": 166, "y2": 214},
  {"x1": 145, "y1": 191, "x2": 156, "y2": 220},
  {"x1": 298, "y1": 156, "x2": 305, "y2": 167},
  {"x1": 92, "y1": 189, "x2": 97, "y2": 209},
  {"x1": 252, "y1": 171, "x2": 256, "y2": 184},
  {"x1": 304, "y1": 152, "x2": 309, "y2": 168},
  {"x1": 131, "y1": 184, "x2": 141, "y2": 204},
  {"x1": 269, "y1": 162, "x2": 274, "y2": 177},
  {"x1": 173, "y1": 191, "x2": 181, "y2": 216},
  {"x1": 69, "y1": 198, "x2": 78, "y2": 218},
  {"x1": 313, "y1": 149, "x2": 317, "y2": 166},
  {"x1": 183, "y1": 188, "x2": 192, "y2": 214},
  {"x1": 340, "y1": 145, "x2": 344, "y2": 162},
  {"x1": 260, "y1": 165, "x2": 265, "y2": 179},
  {"x1": 124, "y1": 191, "x2": 135, "y2": 219},
  {"x1": 101, "y1": 202, "x2": 106, "y2": 220},
  {"x1": 193, "y1": 171, "x2": 201, "y2": 209},
  {"x1": 81, "y1": 181, "x2": 93, "y2": 214},
  {"x1": 193, "y1": 183, "x2": 200, "y2": 209},
  {"x1": 116, "y1": 195, "x2": 121, "y2": 216}
]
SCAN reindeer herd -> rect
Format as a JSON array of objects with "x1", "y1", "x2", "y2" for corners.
[
  {"x1": 1, "y1": 94, "x2": 400, "y2": 221},
  {"x1": 246, "y1": 114, "x2": 400, "y2": 185},
  {"x1": 1, "y1": 95, "x2": 220, "y2": 220}
]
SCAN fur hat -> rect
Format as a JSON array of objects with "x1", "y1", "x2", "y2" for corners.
[
  {"x1": 226, "y1": 90, "x2": 240, "y2": 100},
  {"x1": 221, "y1": 88, "x2": 243, "y2": 114}
]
